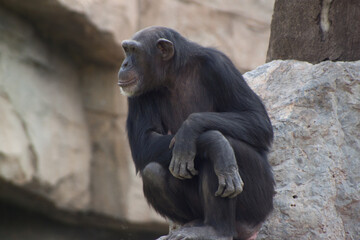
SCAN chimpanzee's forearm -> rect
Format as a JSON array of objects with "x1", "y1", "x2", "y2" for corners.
[
  {"x1": 128, "y1": 128, "x2": 173, "y2": 172},
  {"x1": 184, "y1": 111, "x2": 273, "y2": 152}
]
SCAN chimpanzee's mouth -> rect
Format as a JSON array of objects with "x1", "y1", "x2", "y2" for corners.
[{"x1": 118, "y1": 78, "x2": 137, "y2": 87}]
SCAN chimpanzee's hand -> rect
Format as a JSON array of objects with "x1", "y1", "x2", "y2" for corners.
[
  {"x1": 214, "y1": 165, "x2": 244, "y2": 198},
  {"x1": 169, "y1": 122, "x2": 199, "y2": 179}
]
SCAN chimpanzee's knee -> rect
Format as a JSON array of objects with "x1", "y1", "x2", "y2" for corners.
[
  {"x1": 197, "y1": 130, "x2": 232, "y2": 153},
  {"x1": 141, "y1": 162, "x2": 199, "y2": 223},
  {"x1": 198, "y1": 130, "x2": 225, "y2": 146},
  {"x1": 197, "y1": 130, "x2": 236, "y2": 165},
  {"x1": 141, "y1": 162, "x2": 167, "y2": 189}
]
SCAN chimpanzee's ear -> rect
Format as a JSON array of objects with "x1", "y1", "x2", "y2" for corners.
[{"x1": 156, "y1": 38, "x2": 174, "y2": 61}]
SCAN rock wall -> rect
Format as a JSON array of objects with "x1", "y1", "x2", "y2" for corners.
[
  {"x1": 0, "y1": 8, "x2": 91, "y2": 211},
  {"x1": 244, "y1": 60, "x2": 360, "y2": 240},
  {"x1": 267, "y1": 0, "x2": 360, "y2": 63},
  {"x1": 0, "y1": 5, "x2": 163, "y2": 235},
  {"x1": 0, "y1": 0, "x2": 274, "y2": 71},
  {"x1": 138, "y1": 0, "x2": 275, "y2": 71}
]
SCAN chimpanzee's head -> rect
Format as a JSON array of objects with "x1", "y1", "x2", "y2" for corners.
[{"x1": 118, "y1": 26, "x2": 178, "y2": 97}]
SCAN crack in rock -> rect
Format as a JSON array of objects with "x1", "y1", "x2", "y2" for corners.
[{"x1": 320, "y1": 0, "x2": 333, "y2": 40}]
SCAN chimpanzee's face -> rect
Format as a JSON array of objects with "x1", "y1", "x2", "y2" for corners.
[
  {"x1": 118, "y1": 39, "x2": 145, "y2": 97},
  {"x1": 118, "y1": 27, "x2": 174, "y2": 97}
]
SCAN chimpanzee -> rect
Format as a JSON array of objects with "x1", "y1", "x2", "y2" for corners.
[{"x1": 118, "y1": 26, "x2": 275, "y2": 240}]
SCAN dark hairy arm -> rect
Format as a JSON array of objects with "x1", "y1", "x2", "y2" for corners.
[
  {"x1": 169, "y1": 110, "x2": 273, "y2": 179},
  {"x1": 188, "y1": 111, "x2": 273, "y2": 150},
  {"x1": 127, "y1": 98, "x2": 174, "y2": 172},
  {"x1": 128, "y1": 123, "x2": 174, "y2": 172}
]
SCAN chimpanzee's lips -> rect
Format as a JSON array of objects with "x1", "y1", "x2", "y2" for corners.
[{"x1": 118, "y1": 78, "x2": 137, "y2": 87}]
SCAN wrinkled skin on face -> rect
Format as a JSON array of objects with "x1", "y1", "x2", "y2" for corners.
[
  {"x1": 118, "y1": 40, "x2": 143, "y2": 96},
  {"x1": 118, "y1": 28, "x2": 174, "y2": 97}
]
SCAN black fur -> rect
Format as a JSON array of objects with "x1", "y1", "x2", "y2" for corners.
[{"x1": 119, "y1": 26, "x2": 275, "y2": 239}]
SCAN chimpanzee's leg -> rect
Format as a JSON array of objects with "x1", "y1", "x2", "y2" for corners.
[
  {"x1": 141, "y1": 162, "x2": 202, "y2": 224},
  {"x1": 228, "y1": 138, "x2": 274, "y2": 240},
  {"x1": 198, "y1": 130, "x2": 240, "y2": 234},
  {"x1": 198, "y1": 131, "x2": 244, "y2": 199},
  {"x1": 164, "y1": 160, "x2": 236, "y2": 240},
  {"x1": 167, "y1": 130, "x2": 240, "y2": 239},
  {"x1": 143, "y1": 130, "x2": 273, "y2": 240}
]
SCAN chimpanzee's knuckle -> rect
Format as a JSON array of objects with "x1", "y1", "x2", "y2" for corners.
[{"x1": 223, "y1": 189, "x2": 233, "y2": 197}]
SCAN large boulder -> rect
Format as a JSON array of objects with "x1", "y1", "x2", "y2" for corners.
[{"x1": 244, "y1": 60, "x2": 360, "y2": 240}]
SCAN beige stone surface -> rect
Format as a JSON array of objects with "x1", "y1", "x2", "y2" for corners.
[
  {"x1": 1, "y1": 0, "x2": 273, "y2": 71},
  {"x1": 139, "y1": 0, "x2": 275, "y2": 71},
  {"x1": 244, "y1": 60, "x2": 360, "y2": 240},
  {"x1": 0, "y1": 94, "x2": 35, "y2": 184},
  {"x1": 58, "y1": 0, "x2": 139, "y2": 42},
  {"x1": 0, "y1": 8, "x2": 91, "y2": 210},
  {"x1": 55, "y1": 0, "x2": 274, "y2": 70},
  {"x1": 0, "y1": 2, "x2": 166, "y2": 225}
]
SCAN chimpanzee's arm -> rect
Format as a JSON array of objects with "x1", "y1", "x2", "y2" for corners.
[
  {"x1": 169, "y1": 111, "x2": 273, "y2": 179},
  {"x1": 190, "y1": 111, "x2": 273, "y2": 150},
  {"x1": 127, "y1": 125, "x2": 173, "y2": 172},
  {"x1": 127, "y1": 98, "x2": 174, "y2": 172}
]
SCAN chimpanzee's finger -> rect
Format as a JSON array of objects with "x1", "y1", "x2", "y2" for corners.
[
  {"x1": 221, "y1": 176, "x2": 235, "y2": 198},
  {"x1": 215, "y1": 175, "x2": 226, "y2": 197},
  {"x1": 169, "y1": 137, "x2": 176, "y2": 149},
  {"x1": 169, "y1": 158, "x2": 175, "y2": 175},
  {"x1": 229, "y1": 176, "x2": 243, "y2": 198},
  {"x1": 179, "y1": 163, "x2": 192, "y2": 179},
  {"x1": 187, "y1": 161, "x2": 198, "y2": 176}
]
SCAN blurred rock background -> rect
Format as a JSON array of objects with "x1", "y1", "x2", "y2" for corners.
[
  {"x1": 0, "y1": 0, "x2": 274, "y2": 239},
  {"x1": 1, "y1": 0, "x2": 359, "y2": 240}
]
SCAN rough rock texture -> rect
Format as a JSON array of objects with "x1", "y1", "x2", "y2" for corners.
[
  {"x1": 267, "y1": 0, "x2": 360, "y2": 63},
  {"x1": 0, "y1": 6, "x2": 164, "y2": 232},
  {"x1": 0, "y1": 0, "x2": 274, "y2": 72},
  {"x1": 244, "y1": 60, "x2": 360, "y2": 240},
  {"x1": 0, "y1": 8, "x2": 91, "y2": 211},
  {"x1": 0, "y1": 0, "x2": 130, "y2": 66},
  {"x1": 139, "y1": 0, "x2": 275, "y2": 71}
]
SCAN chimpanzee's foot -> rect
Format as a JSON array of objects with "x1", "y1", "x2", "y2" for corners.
[
  {"x1": 234, "y1": 222, "x2": 261, "y2": 240},
  {"x1": 156, "y1": 235, "x2": 169, "y2": 240},
  {"x1": 167, "y1": 225, "x2": 232, "y2": 240},
  {"x1": 156, "y1": 220, "x2": 183, "y2": 240},
  {"x1": 247, "y1": 231, "x2": 258, "y2": 240}
]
